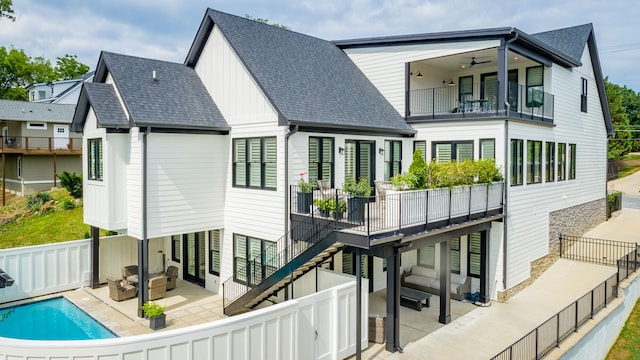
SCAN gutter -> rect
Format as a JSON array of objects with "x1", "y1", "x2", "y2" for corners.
[
  {"x1": 284, "y1": 125, "x2": 299, "y2": 282},
  {"x1": 138, "y1": 127, "x2": 151, "y2": 317}
]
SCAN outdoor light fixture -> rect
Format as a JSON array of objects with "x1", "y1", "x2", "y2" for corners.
[
  {"x1": 379, "y1": 148, "x2": 385, "y2": 155},
  {"x1": 410, "y1": 71, "x2": 423, "y2": 79},
  {"x1": 444, "y1": 80, "x2": 455, "y2": 86},
  {"x1": 338, "y1": 147, "x2": 344, "y2": 154}
]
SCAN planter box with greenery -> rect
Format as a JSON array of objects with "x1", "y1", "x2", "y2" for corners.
[
  {"x1": 313, "y1": 198, "x2": 346, "y2": 219},
  {"x1": 343, "y1": 177, "x2": 372, "y2": 222},
  {"x1": 296, "y1": 174, "x2": 314, "y2": 214},
  {"x1": 142, "y1": 301, "x2": 166, "y2": 330}
]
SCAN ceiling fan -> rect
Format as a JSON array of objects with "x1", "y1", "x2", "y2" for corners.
[{"x1": 468, "y1": 57, "x2": 491, "y2": 67}]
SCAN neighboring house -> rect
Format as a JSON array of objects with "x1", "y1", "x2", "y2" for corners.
[
  {"x1": 0, "y1": 99, "x2": 82, "y2": 202},
  {"x1": 71, "y1": 8, "x2": 611, "y2": 353},
  {"x1": 27, "y1": 71, "x2": 95, "y2": 104}
]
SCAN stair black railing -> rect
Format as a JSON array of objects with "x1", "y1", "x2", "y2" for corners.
[{"x1": 222, "y1": 216, "x2": 336, "y2": 309}]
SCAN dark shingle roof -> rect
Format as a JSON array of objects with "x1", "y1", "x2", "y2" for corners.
[
  {"x1": 186, "y1": 9, "x2": 414, "y2": 135},
  {"x1": 101, "y1": 52, "x2": 228, "y2": 131},
  {"x1": 531, "y1": 24, "x2": 593, "y2": 64},
  {"x1": 82, "y1": 82, "x2": 129, "y2": 128},
  {"x1": 0, "y1": 99, "x2": 75, "y2": 122}
]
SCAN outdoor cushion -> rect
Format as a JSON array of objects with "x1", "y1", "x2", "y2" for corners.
[
  {"x1": 451, "y1": 273, "x2": 467, "y2": 285},
  {"x1": 411, "y1": 265, "x2": 437, "y2": 279},
  {"x1": 404, "y1": 274, "x2": 432, "y2": 288}
]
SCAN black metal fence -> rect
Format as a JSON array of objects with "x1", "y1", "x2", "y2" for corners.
[
  {"x1": 492, "y1": 235, "x2": 639, "y2": 359},
  {"x1": 491, "y1": 273, "x2": 618, "y2": 360}
]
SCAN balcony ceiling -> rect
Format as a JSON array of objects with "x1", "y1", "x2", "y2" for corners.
[{"x1": 412, "y1": 48, "x2": 538, "y2": 72}]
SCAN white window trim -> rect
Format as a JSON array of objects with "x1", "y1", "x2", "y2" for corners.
[
  {"x1": 27, "y1": 122, "x2": 47, "y2": 130},
  {"x1": 17, "y1": 156, "x2": 22, "y2": 179}
]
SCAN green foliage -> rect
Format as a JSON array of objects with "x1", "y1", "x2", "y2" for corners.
[
  {"x1": 142, "y1": 301, "x2": 165, "y2": 318},
  {"x1": 57, "y1": 171, "x2": 82, "y2": 198},
  {"x1": 55, "y1": 54, "x2": 90, "y2": 80},
  {"x1": 407, "y1": 149, "x2": 428, "y2": 189},
  {"x1": 25, "y1": 192, "x2": 53, "y2": 212},
  {"x1": 606, "y1": 78, "x2": 634, "y2": 159},
  {"x1": 606, "y1": 297, "x2": 640, "y2": 359},
  {"x1": 245, "y1": 14, "x2": 291, "y2": 29},
  {"x1": 313, "y1": 198, "x2": 346, "y2": 214},
  {"x1": 342, "y1": 177, "x2": 372, "y2": 196},
  {"x1": 391, "y1": 159, "x2": 504, "y2": 190},
  {"x1": 61, "y1": 199, "x2": 76, "y2": 210},
  {"x1": 297, "y1": 172, "x2": 314, "y2": 193},
  {"x1": 0, "y1": 0, "x2": 14, "y2": 21},
  {"x1": 0, "y1": 46, "x2": 89, "y2": 100}
]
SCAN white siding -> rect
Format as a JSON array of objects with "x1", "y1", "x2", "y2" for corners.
[
  {"x1": 82, "y1": 107, "x2": 109, "y2": 228},
  {"x1": 146, "y1": 133, "x2": 227, "y2": 238},
  {"x1": 343, "y1": 40, "x2": 500, "y2": 115},
  {"x1": 126, "y1": 128, "x2": 143, "y2": 239},
  {"x1": 194, "y1": 25, "x2": 278, "y2": 124},
  {"x1": 505, "y1": 44, "x2": 607, "y2": 288}
]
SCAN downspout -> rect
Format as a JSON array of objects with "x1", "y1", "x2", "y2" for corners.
[
  {"x1": 502, "y1": 32, "x2": 518, "y2": 294},
  {"x1": 283, "y1": 125, "x2": 298, "y2": 300},
  {"x1": 138, "y1": 127, "x2": 150, "y2": 317}
]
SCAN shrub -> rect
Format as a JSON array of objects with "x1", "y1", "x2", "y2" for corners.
[
  {"x1": 343, "y1": 177, "x2": 372, "y2": 196},
  {"x1": 57, "y1": 171, "x2": 82, "y2": 198},
  {"x1": 141, "y1": 301, "x2": 165, "y2": 318},
  {"x1": 61, "y1": 200, "x2": 76, "y2": 210},
  {"x1": 394, "y1": 158, "x2": 504, "y2": 190},
  {"x1": 26, "y1": 192, "x2": 53, "y2": 212},
  {"x1": 407, "y1": 149, "x2": 427, "y2": 189}
]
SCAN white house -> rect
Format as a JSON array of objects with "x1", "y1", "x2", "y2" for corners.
[
  {"x1": 71, "y1": 8, "x2": 612, "y2": 353},
  {"x1": 27, "y1": 72, "x2": 95, "y2": 105}
]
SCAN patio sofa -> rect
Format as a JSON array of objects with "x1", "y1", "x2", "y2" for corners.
[{"x1": 401, "y1": 265, "x2": 470, "y2": 300}]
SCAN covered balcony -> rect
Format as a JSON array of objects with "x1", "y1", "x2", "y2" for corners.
[{"x1": 406, "y1": 48, "x2": 555, "y2": 123}]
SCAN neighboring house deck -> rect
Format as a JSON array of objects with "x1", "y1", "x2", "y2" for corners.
[{"x1": 0, "y1": 100, "x2": 82, "y2": 201}]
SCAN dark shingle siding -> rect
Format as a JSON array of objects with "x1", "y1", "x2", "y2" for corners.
[
  {"x1": 206, "y1": 10, "x2": 413, "y2": 134},
  {"x1": 102, "y1": 52, "x2": 229, "y2": 130},
  {"x1": 83, "y1": 83, "x2": 129, "y2": 128}
]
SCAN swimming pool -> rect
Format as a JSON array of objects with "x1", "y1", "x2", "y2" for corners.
[{"x1": 0, "y1": 297, "x2": 117, "y2": 340}]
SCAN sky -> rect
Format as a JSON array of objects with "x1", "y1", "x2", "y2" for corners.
[{"x1": 3, "y1": 0, "x2": 640, "y2": 91}]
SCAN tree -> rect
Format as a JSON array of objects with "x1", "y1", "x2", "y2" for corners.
[
  {"x1": 55, "y1": 54, "x2": 90, "y2": 80},
  {"x1": 0, "y1": 0, "x2": 14, "y2": 21},
  {"x1": 0, "y1": 46, "x2": 89, "y2": 100},
  {"x1": 605, "y1": 78, "x2": 634, "y2": 159},
  {"x1": 245, "y1": 14, "x2": 291, "y2": 30}
]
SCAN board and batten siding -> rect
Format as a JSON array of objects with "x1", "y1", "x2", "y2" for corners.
[
  {"x1": 505, "y1": 44, "x2": 607, "y2": 288},
  {"x1": 146, "y1": 133, "x2": 227, "y2": 238},
  {"x1": 83, "y1": 107, "x2": 109, "y2": 229},
  {"x1": 126, "y1": 127, "x2": 143, "y2": 239},
  {"x1": 194, "y1": 25, "x2": 278, "y2": 124},
  {"x1": 343, "y1": 40, "x2": 500, "y2": 116}
]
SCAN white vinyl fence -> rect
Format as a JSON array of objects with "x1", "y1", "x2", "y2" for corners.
[
  {"x1": 0, "y1": 239, "x2": 91, "y2": 304},
  {"x1": 0, "y1": 280, "x2": 368, "y2": 360}
]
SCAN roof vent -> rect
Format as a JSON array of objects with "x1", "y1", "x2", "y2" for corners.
[{"x1": 152, "y1": 70, "x2": 157, "y2": 81}]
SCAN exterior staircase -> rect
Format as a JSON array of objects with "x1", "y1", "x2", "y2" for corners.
[{"x1": 222, "y1": 217, "x2": 342, "y2": 316}]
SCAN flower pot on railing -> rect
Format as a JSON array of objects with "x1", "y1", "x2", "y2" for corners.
[{"x1": 297, "y1": 192, "x2": 313, "y2": 214}]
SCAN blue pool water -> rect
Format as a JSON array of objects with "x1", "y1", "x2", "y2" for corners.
[{"x1": 0, "y1": 297, "x2": 117, "y2": 340}]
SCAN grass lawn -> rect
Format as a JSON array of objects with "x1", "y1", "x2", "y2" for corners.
[
  {"x1": 607, "y1": 298, "x2": 640, "y2": 359},
  {"x1": 0, "y1": 189, "x2": 98, "y2": 249},
  {"x1": 618, "y1": 165, "x2": 640, "y2": 178}
]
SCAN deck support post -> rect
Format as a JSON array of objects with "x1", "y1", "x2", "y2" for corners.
[
  {"x1": 385, "y1": 247, "x2": 402, "y2": 352},
  {"x1": 355, "y1": 247, "x2": 362, "y2": 359},
  {"x1": 91, "y1": 226, "x2": 100, "y2": 289},
  {"x1": 439, "y1": 239, "x2": 451, "y2": 324}
]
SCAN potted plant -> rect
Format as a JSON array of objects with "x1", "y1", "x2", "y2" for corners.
[
  {"x1": 297, "y1": 172, "x2": 314, "y2": 214},
  {"x1": 332, "y1": 198, "x2": 347, "y2": 220},
  {"x1": 343, "y1": 177, "x2": 372, "y2": 222},
  {"x1": 313, "y1": 198, "x2": 332, "y2": 217},
  {"x1": 142, "y1": 301, "x2": 166, "y2": 330},
  {"x1": 312, "y1": 198, "x2": 346, "y2": 219}
]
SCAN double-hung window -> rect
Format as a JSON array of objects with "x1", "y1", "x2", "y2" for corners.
[
  {"x1": 526, "y1": 66, "x2": 544, "y2": 107},
  {"x1": 581, "y1": 78, "x2": 588, "y2": 113},
  {"x1": 545, "y1": 142, "x2": 555, "y2": 182},
  {"x1": 88, "y1": 138, "x2": 103, "y2": 181},
  {"x1": 510, "y1": 139, "x2": 523, "y2": 186},
  {"x1": 209, "y1": 230, "x2": 221, "y2": 276},
  {"x1": 557, "y1": 143, "x2": 567, "y2": 181},
  {"x1": 432, "y1": 141, "x2": 473, "y2": 163},
  {"x1": 233, "y1": 234, "x2": 277, "y2": 285},
  {"x1": 233, "y1": 137, "x2": 277, "y2": 189},
  {"x1": 480, "y1": 139, "x2": 495, "y2": 159},
  {"x1": 384, "y1": 140, "x2": 402, "y2": 181},
  {"x1": 527, "y1": 140, "x2": 542, "y2": 184},
  {"x1": 413, "y1": 140, "x2": 427, "y2": 160},
  {"x1": 309, "y1": 137, "x2": 334, "y2": 187},
  {"x1": 569, "y1": 144, "x2": 577, "y2": 180}
]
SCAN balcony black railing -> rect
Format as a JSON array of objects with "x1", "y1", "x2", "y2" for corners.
[
  {"x1": 409, "y1": 81, "x2": 554, "y2": 122},
  {"x1": 291, "y1": 182, "x2": 504, "y2": 238}
]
